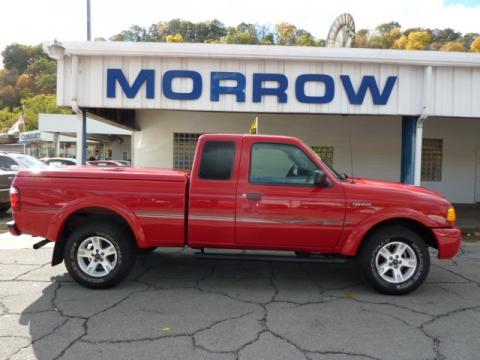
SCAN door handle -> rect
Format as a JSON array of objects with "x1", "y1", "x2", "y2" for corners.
[{"x1": 244, "y1": 193, "x2": 262, "y2": 201}]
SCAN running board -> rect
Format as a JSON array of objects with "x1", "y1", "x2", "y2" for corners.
[{"x1": 194, "y1": 252, "x2": 348, "y2": 264}]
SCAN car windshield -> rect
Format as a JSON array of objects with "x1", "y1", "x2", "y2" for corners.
[{"x1": 15, "y1": 155, "x2": 48, "y2": 169}]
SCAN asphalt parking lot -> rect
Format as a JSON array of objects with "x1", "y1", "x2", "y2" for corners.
[{"x1": 1, "y1": 233, "x2": 479, "y2": 360}]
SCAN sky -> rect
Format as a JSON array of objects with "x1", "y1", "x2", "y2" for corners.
[{"x1": 0, "y1": 0, "x2": 479, "y2": 63}]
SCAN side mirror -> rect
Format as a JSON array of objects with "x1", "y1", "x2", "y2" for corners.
[
  {"x1": 9, "y1": 165, "x2": 19, "y2": 171},
  {"x1": 313, "y1": 170, "x2": 328, "y2": 187}
]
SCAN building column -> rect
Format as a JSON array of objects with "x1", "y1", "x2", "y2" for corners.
[
  {"x1": 75, "y1": 110, "x2": 87, "y2": 164},
  {"x1": 400, "y1": 116, "x2": 418, "y2": 184}
]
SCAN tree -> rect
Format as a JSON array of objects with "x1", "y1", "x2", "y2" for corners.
[
  {"x1": 432, "y1": 28, "x2": 462, "y2": 43},
  {"x1": 21, "y1": 94, "x2": 71, "y2": 131},
  {"x1": 376, "y1": 22, "x2": 401, "y2": 36},
  {"x1": 0, "y1": 85, "x2": 18, "y2": 109},
  {"x1": 471, "y1": 36, "x2": 480, "y2": 52},
  {"x1": 463, "y1": 33, "x2": 480, "y2": 49},
  {"x1": 405, "y1": 31, "x2": 432, "y2": 50},
  {"x1": 393, "y1": 35, "x2": 408, "y2": 49},
  {"x1": 296, "y1": 32, "x2": 316, "y2": 46},
  {"x1": 166, "y1": 34, "x2": 184, "y2": 43},
  {"x1": 276, "y1": 22, "x2": 297, "y2": 45},
  {"x1": 353, "y1": 29, "x2": 369, "y2": 48},
  {"x1": 1, "y1": 44, "x2": 46, "y2": 73},
  {"x1": 440, "y1": 41, "x2": 465, "y2": 52}
]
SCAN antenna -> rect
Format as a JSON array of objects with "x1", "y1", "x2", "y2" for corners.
[{"x1": 326, "y1": 13, "x2": 356, "y2": 48}]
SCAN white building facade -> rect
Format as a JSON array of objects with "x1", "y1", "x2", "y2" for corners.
[{"x1": 46, "y1": 42, "x2": 480, "y2": 203}]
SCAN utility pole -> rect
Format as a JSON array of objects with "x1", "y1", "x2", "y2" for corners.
[
  {"x1": 87, "y1": 0, "x2": 92, "y2": 41},
  {"x1": 78, "y1": 0, "x2": 91, "y2": 164}
]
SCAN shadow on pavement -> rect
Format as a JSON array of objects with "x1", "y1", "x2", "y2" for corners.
[{"x1": 17, "y1": 250, "x2": 364, "y2": 359}]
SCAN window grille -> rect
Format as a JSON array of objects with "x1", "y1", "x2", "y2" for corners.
[
  {"x1": 173, "y1": 133, "x2": 202, "y2": 169},
  {"x1": 310, "y1": 146, "x2": 334, "y2": 168},
  {"x1": 421, "y1": 139, "x2": 443, "y2": 182}
]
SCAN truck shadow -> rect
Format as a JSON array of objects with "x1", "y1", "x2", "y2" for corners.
[{"x1": 17, "y1": 250, "x2": 365, "y2": 358}]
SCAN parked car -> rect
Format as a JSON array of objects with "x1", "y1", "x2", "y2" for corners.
[
  {"x1": 0, "y1": 153, "x2": 48, "y2": 213},
  {"x1": 0, "y1": 152, "x2": 48, "y2": 172},
  {"x1": 87, "y1": 160, "x2": 127, "y2": 167},
  {"x1": 0, "y1": 170, "x2": 15, "y2": 213},
  {"x1": 7, "y1": 134, "x2": 461, "y2": 295},
  {"x1": 40, "y1": 157, "x2": 78, "y2": 166}
]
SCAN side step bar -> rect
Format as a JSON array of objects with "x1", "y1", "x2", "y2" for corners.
[{"x1": 194, "y1": 251, "x2": 348, "y2": 264}]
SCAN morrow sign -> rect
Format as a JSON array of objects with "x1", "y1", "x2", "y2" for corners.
[{"x1": 106, "y1": 69, "x2": 398, "y2": 105}]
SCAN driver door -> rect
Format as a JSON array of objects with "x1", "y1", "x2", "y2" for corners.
[{"x1": 235, "y1": 139, "x2": 346, "y2": 251}]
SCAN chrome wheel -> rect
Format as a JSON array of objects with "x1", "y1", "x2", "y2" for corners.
[
  {"x1": 375, "y1": 241, "x2": 417, "y2": 284},
  {"x1": 77, "y1": 236, "x2": 117, "y2": 278}
]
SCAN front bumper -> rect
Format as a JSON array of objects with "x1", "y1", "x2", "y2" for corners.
[
  {"x1": 7, "y1": 220, "x2": 21, "y2": 236},
  {"x1": 432, "y1": 227, "x2": 462, "y2": 259}
]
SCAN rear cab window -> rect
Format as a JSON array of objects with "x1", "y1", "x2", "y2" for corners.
[{"x1": 199, "y1": 141, "x2": 236, "y2": 180}]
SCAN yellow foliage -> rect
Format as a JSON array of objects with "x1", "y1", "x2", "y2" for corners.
[
  {"x1": 405, "y1": 31, "x2": 432, "y2": 50},
  {"x1": 166, "y1": 33, "x2": 184, "y2": 43},
  {"x1": 276, "y1": 22, "x2": 296, "y2": 45},
  {"x1": 388, "y1": 27, "x2": 402, "y2": 42},
  {"x1": 471, "y1": 36, "x2": 480, "y2": 53},
  {"x1": 440, "y1": 41, "x2": 465, "y2": 52},
  {"x1": 393, "y1": 35, "x2": 408, "y2": 49},
  {"x1": 16, "y1": 74, "x2": 33, "y2": 89}
]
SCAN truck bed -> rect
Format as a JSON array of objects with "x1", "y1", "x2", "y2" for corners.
[{"x1": 13, "y1": 167, "x2": 189, "y2": 247}]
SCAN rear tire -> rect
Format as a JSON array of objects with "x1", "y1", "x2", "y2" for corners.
[
  {"x1": 359, "y1": 225, "x2": 430, "y2": 295},
  {"x1": 64, "y1": 222, "x2": 136, "y2": 289}
]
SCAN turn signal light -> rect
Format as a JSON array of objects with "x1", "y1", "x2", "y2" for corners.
[
  {"x1": 447, "y1": 206, "x2": 456, "y2": 223},
  {"x1": 10, "y1": 187, "x2": 19, "y2": 211}
]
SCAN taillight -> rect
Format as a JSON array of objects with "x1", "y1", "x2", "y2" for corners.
[{"x1": 10, "y1": 187, "x2": 19, "y2": 211}]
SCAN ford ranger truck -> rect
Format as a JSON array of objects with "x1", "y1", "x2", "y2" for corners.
[{"x1": 7, "y1": 134, "x2": 461, "y2": 295}]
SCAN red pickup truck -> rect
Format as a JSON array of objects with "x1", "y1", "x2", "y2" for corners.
[{"x1": 8, "y1": 134, "x2": 461, "y2": 295}]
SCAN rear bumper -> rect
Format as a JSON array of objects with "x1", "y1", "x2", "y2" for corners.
[
  {"x1": 432, "y1": 227, "x2": 462, "y2": 259},
  {"x1": 7, "y1": 220, "x2": 21, "y2": 236}
]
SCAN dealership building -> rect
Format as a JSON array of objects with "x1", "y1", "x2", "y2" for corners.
[{"x1": 45, "y1": 41, "x2": 480, "y2": 203}]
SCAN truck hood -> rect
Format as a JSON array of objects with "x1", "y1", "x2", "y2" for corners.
[
  {"x1": 16, "y1": 166, "x2": 189, "y2": 182},
  {"x1": 349, "y1": 177, "x2": 444, "y2": 198}
]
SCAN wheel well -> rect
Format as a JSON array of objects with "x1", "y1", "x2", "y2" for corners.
[
  {"x1": 52, "y1": 207, "x2": 136, "y2": 266},
  {"x1": 360, "y1": 218, "x2": 438, "y2": 252}
]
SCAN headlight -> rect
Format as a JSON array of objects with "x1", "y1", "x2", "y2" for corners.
[{"x1": 447, "y1": 206, "x2": 456, "y2": 223}]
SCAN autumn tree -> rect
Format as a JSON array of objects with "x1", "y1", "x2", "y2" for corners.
[
  {"x1": 405, "y1": 31, "x2": 432, "y2": 50},
  {"x1": 166, "y1": 34, "x2": 184, "y2": 43},
  {"x1": 440, "y1": 41, "x2": 465, "y2": 52},
  {"x1": 471, "y1": 36, "x2": 480, "y2": 53}
]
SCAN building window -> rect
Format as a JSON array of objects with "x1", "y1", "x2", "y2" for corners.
[
  {"x1": 421, "y1": 139, "x2": 443, "y2": 182},
  {"x1": 310, "y1": 146, "x2": 334, "y2": 168},
  {"x1": 173, "y1": 133, "x2": 202, "y2": 169}
]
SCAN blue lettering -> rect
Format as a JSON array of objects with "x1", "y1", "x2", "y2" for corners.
[
  {"x1": 107, "y1": 69, "x2": 155, "y2": 99},
  {"x1": 295, "y1": 74, "x2": 335, "y2": 104},
  {"x1": 210, "y1": 72, "x2": 246, "y2": 102},
  {"x1": 340, "y1": 75, "x2": 397, "y2": 105},
  {"x1": 252, "y1": 73, "x2": 288, "y2": 103},
  {"x1": 162, "y1": 70, "x2": 202, "y2": 100}
]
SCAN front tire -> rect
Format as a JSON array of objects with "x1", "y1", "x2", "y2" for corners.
[
  {"x1": 359, "y1": 226, "x2": 430, "y2": 295},
  {"x1": 64, "y1": 223, "x2": 136, "y2": 289}
]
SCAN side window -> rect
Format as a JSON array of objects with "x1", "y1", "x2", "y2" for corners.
[
  {"x1": 199, "y1": 141, "x2": 236, "y2": 180},
  {"x1": 250, "y1": 143, "x2": 318, "y2": 185},
  {"x1": 0, "y1": 156, "x2": 16, "y2": 171}
]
